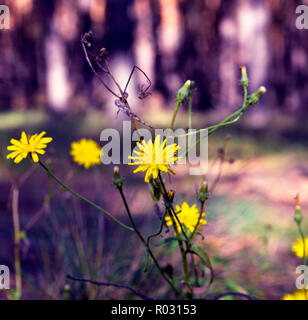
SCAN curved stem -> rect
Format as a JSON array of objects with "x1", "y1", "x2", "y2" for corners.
[
  {"x1": 146, "y1": 209, "x2": 168, "y2": 248},
  {"x1": 158, "y1": 173, "x2": 189, "y2": 241},
  {"x1": 212, "y1": 292, "x2": 258, "y2": 300},
  {"x1": 298, "y1": 224, "x2": 307, "y2": 266},
  {"x1": 178, "y1": 85, "x2": 249, "y2": 157},
  {"x1": 12, "y1": 188, "x2": 22, "y2": 299},
  {"x1": 38, "y1": 161, "x2": 134, "y2": 232},
  {"x1": 158, "y1": 172, "x2": 191, "y2": 296},
  {"x1": 67, "y1": 275, "x2": 155, "y2": 300},
  {"x1": 169, "y1": 100, "x2": 181, "y2": 130},
  {"x1": 116, "y1": 185, "x2": 184, "y2": 298},
  {"x1": 190, "y1": 201, "x2": 205, "y2": 240}
]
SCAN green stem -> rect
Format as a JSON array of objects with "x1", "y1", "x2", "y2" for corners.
[
  {"x1": 297, "y1": 223, "x2": 308, "y2": 300},
  {"x1": 169, "y1": 100, "x2": 181, "y2": 130},
  {"x1": 116, "y1": 186, "x2": 184, "y2": 298},
  {"x1": 178, "y1": 85, "x2": 249, "y2": 157},
  {"x1": 158, "y1": 174, "x2": 189, "y2": 241},
  {"x1": 168, "y1": 207, "x2": 190, "y2": 286},
  {"x1": 158, "y1": 172, "x2": 191, "y2": 296},
  {"x1": 297, "y1": 223, "x2": 307, "y2": 266},
  {"x1": 190, "y1": 200, "x2": 205, "y2": 241},
  {"x1": 38, "y1": 161, "x2": 133, "y2": 232},
  {"x1": 12, "y1": 188, "x2": 22, "y2": 299},
  {"x1": 188, "y1": 94, "x2": 193, "y2": 149},
  {"x1": 188, "y1": 95, "x2": 193, "y2": 132}
]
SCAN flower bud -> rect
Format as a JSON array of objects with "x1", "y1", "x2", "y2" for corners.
[
  {"x1": 113, "y1": 166, "x2": 125, "y2": 188},
  {"x1": 167, "y1": 190, "x2": 175, "y2": 203},
  {"x1": 164, "y1": 189, "x2": 175, "y2": 208},
  {"x1": 176, "y1": 80, "x2": 192, "y2": 103},
  {"x1": 198, "y1": 181, "x2": 209, "y2": 203},
  {"x1": 247, "y1": 86, "x2": 267, "y2": 106},
  {"x1": 240, "y1": 66, "x2": 249, "y2": 88},
  {"x1": 257, "y1": 86, "x2": 267, "y2": 96},
  {"x1": 294, "y1": 193, "x2": 303, "y2": 225}
]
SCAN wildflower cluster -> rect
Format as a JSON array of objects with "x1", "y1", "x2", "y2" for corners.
[{"x1": 4, "y1": 44, "x2": 269, "y2": 301}]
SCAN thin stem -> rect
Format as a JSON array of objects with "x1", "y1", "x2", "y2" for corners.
[
  {"x1": 38, "y1": 161, "x2": 134, "y2": 232},
  {"x1": 158, "y1": 172, "x2": 191, "y2": 295},
  {"x1": 12, "y1": 188, "x2": 22, "y2": 299},
  {"x1": 81, "y1": 33, "x2": 140, "y2": 132},
  {"x1": 212, "y1": 292, "x2": 258, "y2": 300},
  {"x1": 158, "y1": 173, "x2": 189, "y2": 241},
  {"x1": 188, "y1": 95, "x2": 193, "y2": 131},
  {"x1": 297, "y1": 224, "x2": 308, "y2": 300},
  {"x1": 168, "y1": 206, "x2": 191, "y2": 290},
  {"x1": 67, "y1": 275, "x2": 155, "y2": 300},
  {"x1": 191, "y1": 253, "x2": 199, "y2": 287},
  {"x1": 116, "y1": 186, "x2": 184, "y2": 298},
  {"x1": 169, "y1": 100, "x2": 181, "y2": 130},
  {"x1": 179, "y1": 85, "x2": 249, "y2": 157},
  {"x1": 297, "y1": 223, "x2": 307, "y2": 266},
  {"x1": 81, "y1": 36, "x2": 120, "y2": 98},
  {"x1": 190, "y1": 201, "x2": 205, "y2": 240},
  {"x1": 146, "y1": 209, "x2": 168, "y2": 248},
  {"x1": 0, "y1": 149, "x2": 22, "y2": 299}
]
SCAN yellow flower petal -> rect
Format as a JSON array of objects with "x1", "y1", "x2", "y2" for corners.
[{"x1": 6, "y1": 131, "x2": 52, "y2": 164}]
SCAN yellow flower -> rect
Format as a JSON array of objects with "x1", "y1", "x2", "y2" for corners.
[
  {"x1": 292, "y1": 237, "x2": 308, "y2": 258},
  {"x1": 128, "y1": 135, "x2": 179, "y2": 183},
  {"x1": 70, "y1": 138, "x2": 101, "y2": 169},
  {"x1": 165, "y1": 202, "x2": 207, "y2": 234},
  {"x1": 282, "y1": 289, "x2": 308, "y2": 300},
  {"x1": 7, "y1": 131, "x2": 52, "y2": 164}
]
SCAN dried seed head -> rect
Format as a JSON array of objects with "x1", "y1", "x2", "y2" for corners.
[{"x1": 99, "y1": 47, "x2": 108, "y2": 58}]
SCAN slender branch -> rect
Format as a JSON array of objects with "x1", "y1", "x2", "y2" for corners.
[
  {"x1": 158, "y1": 172, "x2": 191, "y2": 295},
  {"x1": 190, "y1": 201, "x2": 205, "y2": 240},
  {"x1": 12, "y1": 188, "x2": 22, "y2": 299},
  {"x1": 297, "y1": 224, "x2": 307, "y2": 266},
  {"x1": 81, "y1": 32, "x2": 141, "y2": 132},
  {"x1": 177, "y1": 84, "x2": 253, "y2": 157},
  {"x1": 169, "y1": 100, "x2": 181, "y2": 130},
  {"x1": 67, "y1": 275, "x2": 155, "y2": 300},
  {"x1": 38, "y1": 161, "x2": 134, "y2": 232},
  {"x1": 212, "y1": 292, "x2": 258, "y2": 300},
  {"x1": 158, "y1": 173, "x2": 189, "y2": 241},
  {"x1": 0, "y1": 148, "x2": 22, "y2": 299},
  {"x1": 81, "y1": 35, "x2": 120, "y2": 98},
  {"x1": 116, "y1": 185, "x2": 184, "y2": 298},
  {"x1": 146, "y1": 209, "x2": 168, "y2": 248}
]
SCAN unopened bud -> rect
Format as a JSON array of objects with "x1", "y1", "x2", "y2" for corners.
[
  {"x1": 167, "y1": 190, "x2": 175, "y2": 203},
  {"x1": 164, "y1": 189, "x2": 175, "y2": 208},
  {"x1": 257, "y1": 86, "x2": 266, "y2": 96},
  {"x1": 294, "y1": 193, "x2": 303, "y2": 225},
  {"x1": 247, "y1": 86, "x2": 267, "y2": 106},
  {"x1": 240, "y1": 66, "x2": 249, "y2": 88},
  {"x1": 198, "y1": 181, "x2": 209, "y2": 203},
  {"x1": 113, "y1": 166, "x2": 125, "y2": 188},
  {"x1": 176, "y1": 80, "x2": 192, "y2": 103},
  {"x1": 64, "y1": 284, "x2": 70, "y2": 292}
]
